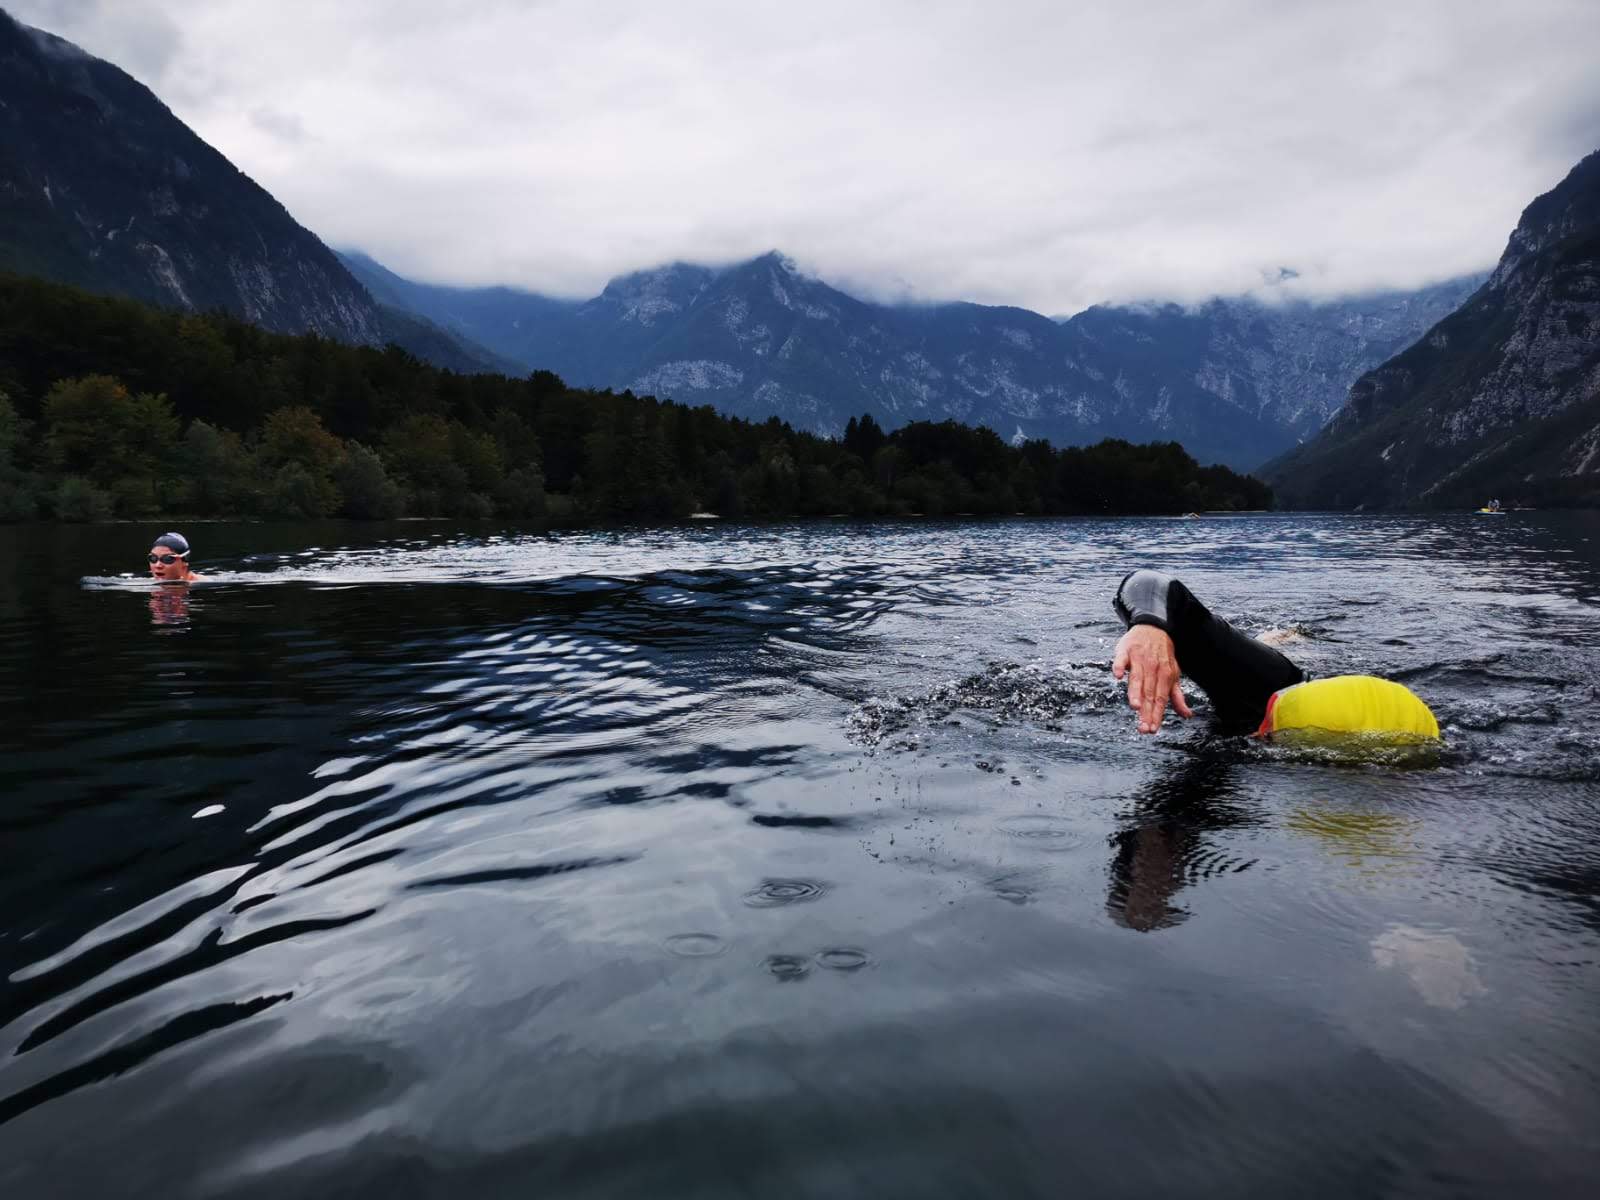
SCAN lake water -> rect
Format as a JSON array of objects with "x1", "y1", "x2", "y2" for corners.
[{"x1": 2, "y1": 514, "x2": 1598, "y2": 1198}]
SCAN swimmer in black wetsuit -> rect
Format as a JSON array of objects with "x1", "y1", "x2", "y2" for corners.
[{"x1": 1112, "y1": 570, "x2": 1305, "y2": 735}]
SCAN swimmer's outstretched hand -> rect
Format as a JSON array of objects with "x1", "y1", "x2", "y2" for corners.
[{"x1": 1112, "y1": 624, "x2": 1193, "y2": 734}]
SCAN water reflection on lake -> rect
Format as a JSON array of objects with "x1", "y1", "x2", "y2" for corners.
[{"x1": 1, "y1": 514, "x2": 1598, "y2": 1197}]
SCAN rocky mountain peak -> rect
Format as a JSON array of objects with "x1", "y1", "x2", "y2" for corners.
[
  {"x1": 748, "y1": 249, "x2": 801, "y2": 275},
  {"x1": 1267, "y1": 148, "x2": 1600, "y2": 508},
  {"x1": 1490, "y1": 149, "x2": 1600, "y2": 289},
  {"x1": 593, "y1": 261, "x2": 715, "y2": 325},
  {"x1": 0, "y1": 10, "x2": 385, "y2": 344}
]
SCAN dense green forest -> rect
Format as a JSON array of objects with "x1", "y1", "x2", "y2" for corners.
[{"x1": 0, "y1": 273, "x2": 1272, "y2": 522}]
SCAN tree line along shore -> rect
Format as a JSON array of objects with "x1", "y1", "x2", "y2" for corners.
[{"x1": 0, "y1": 273, "x2": 1273, "y2": 523}]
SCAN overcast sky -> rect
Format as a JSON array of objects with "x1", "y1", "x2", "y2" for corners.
[{"x1": 13, "y1": 0, "x2": 1600, "y2": 312}]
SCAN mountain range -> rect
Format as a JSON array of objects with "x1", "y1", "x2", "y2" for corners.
[{"x1": 340, "y1": 248, "x2": 1482, "y2": 470}]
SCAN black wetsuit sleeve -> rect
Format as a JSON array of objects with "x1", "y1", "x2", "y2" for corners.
[{"x1": 1114, "y1": 570, "x2": 1305, "y2": 730}]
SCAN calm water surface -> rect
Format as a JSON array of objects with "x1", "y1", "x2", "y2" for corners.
[{"x1": 2, "y1": 514, "x2": 1598, "y2": 1198}]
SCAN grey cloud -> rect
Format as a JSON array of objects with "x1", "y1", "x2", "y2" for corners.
[
  {"x1": 248, "y1": 106, "x2": 311, "y2": 145},
  {"x1": 7, "y1": 0, "x2": 1600, "y2": 313},
  {"x1": 1526, "y1": 90, "x2": 1600, "y2": 166},
  {"x1": 10, "y1": 0, "x2": 183, "y2": 84}
]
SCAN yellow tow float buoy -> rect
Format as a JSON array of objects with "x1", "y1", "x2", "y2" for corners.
[{"x1": 1256, "y1": 675, "x2": 1439, "y2": 742}]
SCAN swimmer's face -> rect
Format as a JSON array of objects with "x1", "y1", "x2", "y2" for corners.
[{"x1": 148, "y1": 546, "x2": 190, "y2": 582}]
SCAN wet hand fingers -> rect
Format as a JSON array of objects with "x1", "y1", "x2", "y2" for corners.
[
  {"x1": 1137, "y1": 663, "x2": 1161, "y2": 730},
  {"x1": 1143, "y1": 688, "x2": 1167, "y2": 733},
  {"x1": 1170, "y1": 680, "x2": 1193, "y2": 719},
  {"x1": 1126, "y1": 656, "x2": 1145, "y2": 711}
]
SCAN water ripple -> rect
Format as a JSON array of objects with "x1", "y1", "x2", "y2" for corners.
[{"x1": 743, "y1": 879, "x2": 830, "y2": 908}]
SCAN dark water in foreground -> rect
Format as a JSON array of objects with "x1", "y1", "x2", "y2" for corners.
[{"x1": 2, "y1": 514, "x2": 1598, "y2": 1198}]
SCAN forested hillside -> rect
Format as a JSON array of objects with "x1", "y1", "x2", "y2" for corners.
[{"x1": 0, "y1": 274, "x2": 1271, "y2": 522}]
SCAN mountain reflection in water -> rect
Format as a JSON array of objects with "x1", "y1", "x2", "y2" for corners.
[{"x1": 1, "y1": 514, "x2": 1598, "y2": 1198}]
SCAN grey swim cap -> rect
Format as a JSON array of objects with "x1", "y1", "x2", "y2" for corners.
[{"x1": 152, "y1": 532, "x2": 190, "y2": 555}]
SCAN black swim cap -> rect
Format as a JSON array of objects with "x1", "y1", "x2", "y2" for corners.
[{"x1": 152, "y1": 531, "x2": 190, "y2": 555}]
